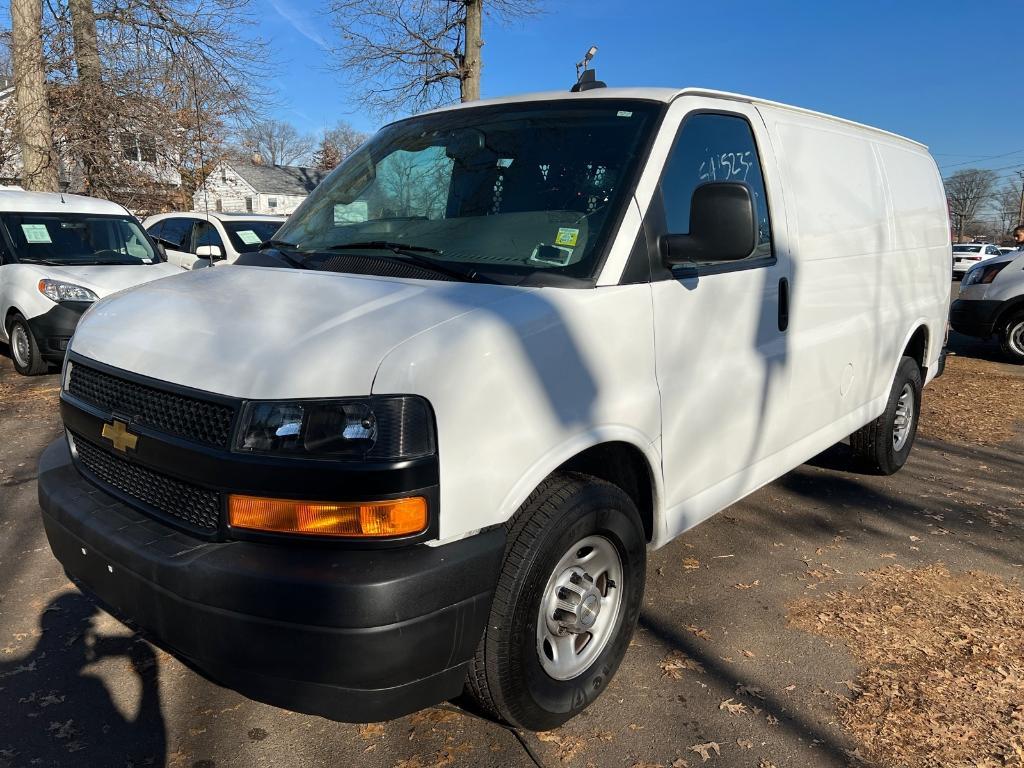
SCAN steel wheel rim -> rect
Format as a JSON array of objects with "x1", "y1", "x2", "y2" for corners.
[
  {"x1": 10, "y1": 323, "x2": 30, "y2": 368},
  {"x1": 1009, "y1": 321, "x2": 1024, "y2": 357},
  {"x1": 892, "y1": 382, "x2": 914, "y2": 452},
  {"x1": 536, "y1": 534, "x2": 624, "y2": 681}
]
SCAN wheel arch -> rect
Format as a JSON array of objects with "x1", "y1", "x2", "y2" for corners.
[
  {"x1": 993, "y1": 296, "x2": 1024, "y2": 333},
  {"x1": 497, "y1": 431, "x2": 663, "y2": 545}
]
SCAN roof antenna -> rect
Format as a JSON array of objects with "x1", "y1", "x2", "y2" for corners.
[{"x1": 572, "y1": 45, "x2": 606, "y2": 92}]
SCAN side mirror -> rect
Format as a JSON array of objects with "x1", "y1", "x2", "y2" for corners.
[
  {"x1": 660, "y1": 182, "x2": 757, "y2": 266},
  {"x1": 154, "y1": 242, "x2": 167, "y2": 261},
  {"x1": 195, "y1": 244, "x2": 224, "y2": 261}
]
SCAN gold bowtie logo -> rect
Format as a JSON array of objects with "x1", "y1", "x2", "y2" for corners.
[{"x1": 101, "y1": 420, "x2": 138, "y2": 453}]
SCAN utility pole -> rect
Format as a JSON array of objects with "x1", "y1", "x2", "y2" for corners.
[
  {"x1": 11, "y1": 0, "x2": 59, "y2": 191},
  {"x1": 1016, "y1": 170, "x2": 1024, "y2": 227},
  {"x1": 461, "y1": 0, "x2": 482, "y2": 102}
]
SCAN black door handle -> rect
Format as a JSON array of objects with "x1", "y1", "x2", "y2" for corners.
[{"x1": 778, "y1": 277, "x2": 789, "y2": 332}]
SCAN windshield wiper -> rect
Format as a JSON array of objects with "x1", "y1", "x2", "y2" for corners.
[
  {"x1": 17, "y1": 258, "x2": 65, "y2": 265},
  {"x1": 259, "y1": 239, "x2": 307, "y2": 269},
  {"x1": 325, "y1": 241, "x2": 489, "y2": 283}
]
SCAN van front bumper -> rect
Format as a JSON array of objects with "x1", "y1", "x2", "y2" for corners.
[
  {"x1": 950, "y1": 298, "x2": 1002, "y2": 338},
  {"x1": 27, "y1": 302, "x2": 91, "y2": 363},
  {"x1": 37, "y1": 438, "x2": 505, "y2": 722}
]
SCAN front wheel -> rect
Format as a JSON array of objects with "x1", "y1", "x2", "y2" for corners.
[
  {"x1": 7, "y1": 313, "x2": 48, "y2": 376},
  {"x1": 465, "y1": 473, "x2": 646, "y2": 731},
  {"x1": 850, "y1": 356, "x2": 922, "y2": 475},
  {"x1": 999, "y1": 312, "x2": 1024, "y2": 364}
]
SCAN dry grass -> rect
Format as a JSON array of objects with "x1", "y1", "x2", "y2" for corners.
[
  {"x1": 789, "y1": 565, "x2": 1024, "y2": 768},
  {"x1": 919, "y1": 355, "x2": 1024, "y2": 445}
]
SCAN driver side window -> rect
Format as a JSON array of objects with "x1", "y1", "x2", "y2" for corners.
[{"x1": 659, "y1": 113, "x2": 773, "y2": 262}]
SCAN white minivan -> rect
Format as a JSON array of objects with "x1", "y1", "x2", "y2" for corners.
[
  {"x1": 38, "y1": 87, "x2": 950, "y2": 730},
  {"x1": 0, "y1": 191, "x2": 182, "y2": 375}
]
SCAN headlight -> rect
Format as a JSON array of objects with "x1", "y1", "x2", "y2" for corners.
[
  {"x1": 962, "y1": 261, "x2": 1010, "y2": 288},
  {"x1": 235, "y1": 396, "x2": 435, "y2": 460},
  {"x1": 38, "y1": 279, "x2": 98, "y2": 303}
]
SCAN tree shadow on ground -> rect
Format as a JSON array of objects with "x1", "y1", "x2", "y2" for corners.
[{"x1": 0, "y1": 592, "x2": 166, "y2": 768}]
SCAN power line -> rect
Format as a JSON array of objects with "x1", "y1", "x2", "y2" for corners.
[{"x1": 937, "y1": 148, "x2": 1024, "y2": 170}]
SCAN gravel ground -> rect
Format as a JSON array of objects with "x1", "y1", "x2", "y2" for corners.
[{"x1": 1, "y1": 312, "x2": 1022, "y2": 768}]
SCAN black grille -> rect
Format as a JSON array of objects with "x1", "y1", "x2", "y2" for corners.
[
  {"x1": 72, "y1": 432, "x2": 220, "y2": 533},
  {"x1": 67, "y1": 363, "x2": 235, "y2": 447}
]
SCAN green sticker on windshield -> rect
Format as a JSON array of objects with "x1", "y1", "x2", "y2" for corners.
[
  {"x1": 21, "y1": 224, "x2": 52, "y2": 243},
  {"x1": 236, "y1": 229, "x2": 262, "y2": 245},
  {"x1": 555, "y1": 227, "x2": 579, "y2": 247}
]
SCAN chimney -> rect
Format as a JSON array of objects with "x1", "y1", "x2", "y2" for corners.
[{"x1": 251, "y1": 152, "x2": 264, "y2": 166}]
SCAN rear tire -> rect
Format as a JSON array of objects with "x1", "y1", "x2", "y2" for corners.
[
  {"x1": 999, "y1": 312, "x2": 1024, "y2": 364},
  {"x1": 850, "y1": 356, "x2": 922, "y2": 475},
  {"x1": 7, "y1": 313, "x2": 48, "y2": 376},
  {"x1": 465, "y1": 473, "x2": 646, "y2": 731}
]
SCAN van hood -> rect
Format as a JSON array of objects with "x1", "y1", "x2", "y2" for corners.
[
  {"x1": 22, "y1": 262, "x2": 184, "y2": 297},
  {"x1": 69, "y1": 265, "x2": 529, "y2": 399}
]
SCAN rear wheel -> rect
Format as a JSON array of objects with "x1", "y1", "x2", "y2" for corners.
[
  {"x1": 850, "y1": 356, "x2": 922, "y2": 475},
  {"x1": 465, "y1": 473, "x2": 646, "y2": 731},
  {"x1": 999, "y1": 312, "x2": 1024, "y2": 364},
  {"x1": 7, "y1": 313, "x2": 48, "y2": 376}
]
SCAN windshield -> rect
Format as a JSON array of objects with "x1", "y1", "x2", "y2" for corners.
[
  {"x1": 274, "y1": 100, "x2": 662, "y2": 283},
  {"x1": 952, "y1": 245, "x2": 982, "y2": 253},
  {"x1": 222, "y1": 220, "x2": 284, "y2": 253},
  {"x1": 2, "y1": 212, "x2": 157, "y2": 265}
]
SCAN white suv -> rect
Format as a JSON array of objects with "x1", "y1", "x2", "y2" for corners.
[{"x1": 143, "y1": 212, "x2": 285, "y2": 270}]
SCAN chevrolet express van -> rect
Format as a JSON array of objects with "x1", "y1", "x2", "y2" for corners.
[
  {"x1": 38, "y1": 88, "x2": 951, "y2": 730},
  {"x1": 0, "y1": 191, "x2": 182, "y2": 375}
]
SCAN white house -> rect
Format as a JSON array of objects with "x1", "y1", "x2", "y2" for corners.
[{"x1": 193, "y1": 159, "x2": 326, "y2": 216}]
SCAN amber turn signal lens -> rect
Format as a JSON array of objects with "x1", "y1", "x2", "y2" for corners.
[{"x1": 228, "y1": 494, "x2": 428, "y2": 538}]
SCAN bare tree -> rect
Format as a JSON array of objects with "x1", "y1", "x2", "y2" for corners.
[
  {"x1": 992, "y1": 181, "x2": 1023, "y2": 238},
  {"x1": 11, "y1": 0, "x2": 59, "y2": 191},
  {"x1": 238, "y1": 119, "x2": 315, "y2": 166},
  {"x1": 945, "y1": 168, "x2": 998, "y2": 241},
  {"x1": 312, "y1": 121, "x2": 369, "y2": 171},
  {"x1": 326, "y1": 0, "x2": 541, "y2": 117}
]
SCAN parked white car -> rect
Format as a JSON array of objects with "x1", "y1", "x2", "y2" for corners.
[
  {"x1": 39, "y1": 87, "x2": 950, "y2": 729},
  {"x1": 142, "y1": 211, "x2": 286, "y2": 269},
  {"x1": 0, "y1": 191, "x2": 182, "y2": 375},
  {"x1": 952, "y1": 242, "x2": 1002, "y2": 278},
  {"x1": 998, "y1": 246, "x2": 1020, "y2": 256}
]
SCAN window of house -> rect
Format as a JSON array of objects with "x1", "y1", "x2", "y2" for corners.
[
  {"x1": 221, "y1": 168, "x2": 227, "y2": 183},
  {"x1": 245, "y1": 197, "x2": 253, "y2": 212},
  {"x1": 267, "y1": 197, "x2": 278, "y2": 209},
  {"x1": 120, "y1": 134, "x2": 137, "y2": 161},
  {"x1": 215, "y1": 199, "x2": 223, "y2": 212},
  {"x1": 659, "y1": 113, "x2": 773, "y2": 262}
]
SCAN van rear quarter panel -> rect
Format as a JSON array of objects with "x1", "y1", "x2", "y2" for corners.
[{"x1": 757, "y1": 105, "x2": 949, "y2": 447}]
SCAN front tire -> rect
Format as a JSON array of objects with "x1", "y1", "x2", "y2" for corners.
[
  {"x1": 850, "y1": 356, "x2": 922, "y2": 475},
  {"x1": 7, "y1": 313, "x2": 48, "y2": 376},
  {"x1": 465, "y1": 473, "x2": 646, "y2": 731},
  {"x1": 999, "y1": 312, "x2": 1024, "y2": 364}
]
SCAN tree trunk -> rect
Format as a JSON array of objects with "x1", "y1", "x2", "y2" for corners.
[
  {"x1": 69, "y1": 0, "x2": 105, "y2": 192},
  {"x1": 10, "y1": 0, "x2": 59, "y2": 191},
  {"x1": 461, "y1": 0, "x2": 482, "y2": 102}
]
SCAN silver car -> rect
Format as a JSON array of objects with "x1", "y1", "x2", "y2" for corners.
[{"x1": 951, "y1": 250, "x2": 1024, "y2": 362}]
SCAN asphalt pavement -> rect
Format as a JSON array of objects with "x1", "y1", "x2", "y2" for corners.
[{"x1": 1, "y1": 315, "x2": 1021, "y2": 768}]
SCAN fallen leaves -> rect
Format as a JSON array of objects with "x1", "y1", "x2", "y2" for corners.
[
  {"x1": 357, "y1": 723, "x2": 384, "y2": 739},
  {"x1": 733, "y1": 580, "x2": 760, "y2": 590},
  {"x1": 682, "y1": 557, "x2": 701, "y2": 571},
  {"x1": 686, "y1": 624, "x2": 711, "y2": 641},
  {"x1": 717, "y1": 698, "x2": 747, "y2": 716},
  {"x1": 918, "y1": 354, "x2": 1024, "y2": 445},
  {"x1": 660, "y1": 650, "x2": 705, "y2": 678},
  {"x1": 535, "y1": 730, "x2": 585, "y2": 763},
  {"x1": 688, "y1": 742, "x2": 721, "y2": 762},
  {"x1": 789, "y1": 564, "x2": 1024, "y2": 767}
]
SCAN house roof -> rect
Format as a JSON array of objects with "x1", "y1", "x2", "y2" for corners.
[{"x1": 228, "y1": 162, "x2": 326, "y2": 196}]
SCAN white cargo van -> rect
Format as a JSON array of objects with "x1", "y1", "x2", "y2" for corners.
[
  {"x1": 0, "y1": 191, "x2": 182, "y2": 375},
  {"x1": 38, "y1": 87, "x2": 950, "y2": 730}
]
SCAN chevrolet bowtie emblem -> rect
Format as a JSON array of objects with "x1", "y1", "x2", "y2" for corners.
[{"x1": 101, "y1": 420, "x2": 138, "y2": 453}]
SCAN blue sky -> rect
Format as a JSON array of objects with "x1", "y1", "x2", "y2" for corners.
[{"x1": 260, "y1": 0, "x2": 1024, "y2": 189}]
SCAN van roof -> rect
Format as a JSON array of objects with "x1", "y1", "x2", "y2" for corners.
[
  {"x1": 0, "y1": 190, "x2": 129, "y2": 216},
  {"x1": 418, "y1": 87, "x2": 927, "y2": 150}
]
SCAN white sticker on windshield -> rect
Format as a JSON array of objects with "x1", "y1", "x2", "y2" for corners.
[
  {"x1": 236, "y1": 229, "x2": 262, "y2": 245},
  {"x1": 616, "y1": 110, "x2": 633, "y2": 117},
  {"x1": 334, "y1": 201, "x2": 368, "y2": 224},
  {"x1": 21, "y1": 224, "x2": 52, "y2": 243}
]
